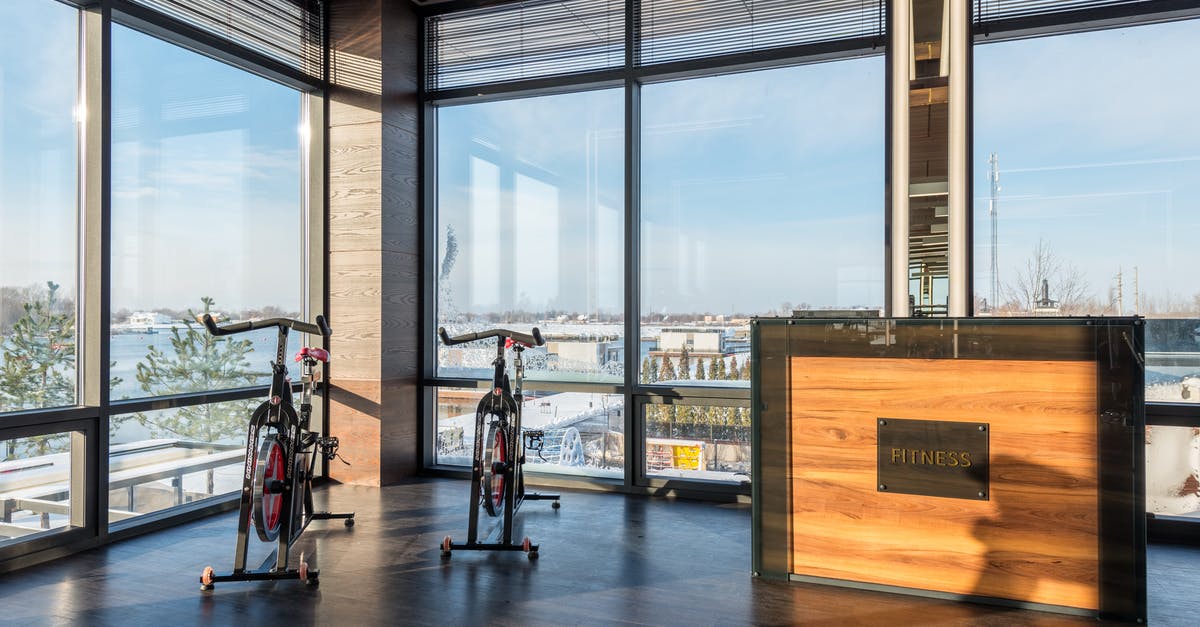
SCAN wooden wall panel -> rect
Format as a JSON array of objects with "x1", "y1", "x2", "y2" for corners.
[
  {"x1": 329, "y1": 379, "x2": 382, "y2": 486},
  {"x1": 789, "y1": 356, "x2": 1099, "y2": 610},
  {"x1": 327, "y1": 0, "x2": 420, "y2": 485}
]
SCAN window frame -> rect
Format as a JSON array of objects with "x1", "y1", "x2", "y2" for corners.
[
  {"x1": 420, "y1": 0, "x2": 1200, "y2": 511},
  {"x1": 0, "y1": 0, "x2": 326, "y2": 574}
]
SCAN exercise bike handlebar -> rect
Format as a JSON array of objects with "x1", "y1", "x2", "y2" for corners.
[
  {"x1": 202, "y1": 313, "x2": 332, "y2": 338},
  {"x1": 438, "y1": 326, "x2": 544, "y2": 348}
]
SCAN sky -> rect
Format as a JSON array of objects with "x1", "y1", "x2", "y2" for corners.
[
  {"x1": 437, "y1": 57, "x2": 886, "y2": 317},
  {"x1": 437, "y1": 16, "x2": 1200, "y2": 316},
  {"x1": 4, "y1": 1, "x2": 1200, "y2": 318},
  {"x1": 973, "y1": 19, "x2": 1200, "y2": 312},
  {"x1": 1, "y1": 0, "x2": 304, "y2": 314}
]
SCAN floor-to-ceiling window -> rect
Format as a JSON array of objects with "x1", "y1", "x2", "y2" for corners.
[
  {"x1": 107, "y1": 24, "x2": 307, "y2": 519},
  {"x1": 639, "y1": 59, "x2": 885, "y2": 483},
  {"x1": 1, "y1": 0, "x2": 323, "y2": 565},
  {"x1": 434, "y1": 89, "x2": 627, "y2": 479},
  {"x1": 424, "y1": 0, "x2": 885, "y2": 491},
  {"x1": 0, "y1": 0, "x2": 83, "y2": 547},
  {"x1": 0, "y1": 0, "x2": 80, "y2": 415},
  {"x1": 974, "y1": 17, "x2": 1200, "y2": 522}
]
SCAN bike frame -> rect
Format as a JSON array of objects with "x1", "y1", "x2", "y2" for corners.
[
  {"x1": 199, "y1": 314, "x2": 354, "y2": 589},
  {"x1": 438, "y1": 326, "x2": 558, "y2": 557},
  {"x1": 467, "y1": 337, "x2": 527, "y2": 545},
  {"x1": 232, "y1": 325, "x2": 301, "y2": 574}
]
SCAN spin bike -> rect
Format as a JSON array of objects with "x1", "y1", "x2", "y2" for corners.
[
  {"x1": 198, "y1": 314, "x2": 354, "y2": 590},
  {"x1": 437, "y1": 327, "x2": 560, "y2": 560}
]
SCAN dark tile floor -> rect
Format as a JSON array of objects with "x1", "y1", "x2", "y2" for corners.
[{"x1": 0, "y1": 477, "x2": 1195, "y2": 626}]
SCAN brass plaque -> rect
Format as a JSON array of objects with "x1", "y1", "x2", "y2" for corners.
[{"x1": 877, "y1": 418, "x2": 989, "y2": 500}]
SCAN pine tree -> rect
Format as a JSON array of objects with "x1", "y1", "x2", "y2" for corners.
[
  {"x1": 709, "y1": 356, "x2": 721, "y2": 380},
  {"x1": 660, "y1": 355, "x2": 676, "y2": 381},
  {"x1": 640, "y1": 356, "x2": 651, "y2": 384},
  {"x1": 729, "y1": 354, "x2": 740, "y2": 381},
  {"x1": 678, "y1": 346, "x2": 691, "y2": 380},
  {"x1": 0, "y1": 282, "x2": 75, "y2": 456},
  {"x1": 648, "y1": 356, "x2": 659, "y2": 383},
  {"x1": 437, "y1": 225, "x2": 460, "y2": 324},
  {"x1": 0, "y1": 282, "x2": 74, "y2": 412},
  {"x1": 740, "y1": 358, "x2": 750, "y2": 380},
  {"x1": 133, "y1": 297, "x2": 262, "y2": 447},
  {"x1": 694, "y1": 358, "x2": 706, "y2": 380}
]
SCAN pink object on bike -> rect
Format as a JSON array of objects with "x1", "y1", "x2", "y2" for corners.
[{"x1": 296, "y1": 347, "x2": 330, "y2": 363}]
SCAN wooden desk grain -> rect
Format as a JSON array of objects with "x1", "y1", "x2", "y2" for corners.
[{"x1": 789, "y1": 356, "x2": 1099, "y2": 610}]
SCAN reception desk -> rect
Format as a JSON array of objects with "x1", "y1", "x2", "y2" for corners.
[{"x1": 751, "y1": 317, "x2": 1145, "y2": 621}]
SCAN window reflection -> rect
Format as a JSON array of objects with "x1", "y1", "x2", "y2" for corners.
[
  {"x1": 640, "y1": 57, "x2": 886, "y2": 387},
  {"x1": 110, "y1": 25, "x2": 304, "y2": 400},
  {"x1": 0, "y1": 0, "x2": 79, "y2": 413},
  {"x1": 436, "y1": 90, "x2": 625, "y2": 383},
  {"x1": 109, "y1": 401, "x2": 255, "y2": 521},
  {"x1": 1, "y1": 432, "x2": 76, "y2": 544},
  {"x1": 644, "y1": 403, "x2": 750, "y2": 484},
  {"x1": 435, "y1": 388, "x2": 624, "y2": 478},
  {"x1": 973, "y1": 19, "x2": 1200, "y2": 403}
]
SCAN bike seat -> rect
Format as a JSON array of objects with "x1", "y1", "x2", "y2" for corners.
[{"x1": 296, "y1": 347, "x2": 330, "y2": 363}]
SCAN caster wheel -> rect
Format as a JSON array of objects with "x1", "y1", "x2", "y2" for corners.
[
  {"x1": 441, "y1": 535, "x2": 453, "y2": 558},
  {"x1": 200, "y1": 566, "x2": 214, "y2": 591},
  {"x1": 345, "y1": 518, "x2": 355, "y2": 528},
  {"x1": 306, "y1": 576, "x2": 320, "y2": 587},
  {"x1": 552, "y1": 500, "x2": 561, "y2": 509},
  {"x1": 528, "y1": 550, "x2": 539, "y2": 561}
]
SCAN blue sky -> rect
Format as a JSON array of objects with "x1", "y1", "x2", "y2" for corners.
[
  {"x1": 5, "y1": 1, "x2": 1200, "y2": 317},
  {"x1": 2, "y1": 1, "x2": 304, "y2": 313},
  {"x1": 974, "y1": 19, "x2": 1200, "y2": 311}
]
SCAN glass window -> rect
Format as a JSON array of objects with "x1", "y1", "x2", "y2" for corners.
[
  {"x1": 435, "y1": 89, "x2": 625, "y2": 383},
  {"x1": 644, "y1": 403, "x2": 750, "y2": 484},
  {"x1": 435, "y1": 387, "x2": 624, "y2": 479},
  {"x1": 1, "y1": 431, "x2": 76, "y2": 544},
  {"x1": 640, "y1": 58, "x2": 886, "y2": 387},
  {"x1": 109, "y1": 400, "x2": 256, "y2": 520},
  {"x1": 1147, "y1": 425, "x2": 1200, "y2": 517},
  {"x1": 110, "y1": 24, "x2": 305, "y2": 401},
  {"x1": 0, "y1": 0, "x2": 80, "y2": 413},
  {"x1": 973, "y1": 19, "x2": 1200, "y2": 403}
]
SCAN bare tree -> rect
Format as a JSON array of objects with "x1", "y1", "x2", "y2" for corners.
[{"x1": 1004, "y1": 239, "x2": 1092, "y2": 315}]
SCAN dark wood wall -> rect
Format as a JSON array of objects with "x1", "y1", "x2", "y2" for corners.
[{"x1": 326, "y1": 0, "x2": 421, "y2": 485}]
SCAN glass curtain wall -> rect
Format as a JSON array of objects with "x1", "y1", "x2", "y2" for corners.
[
  {"x1": 434, "y1": 89, "x2": 626, "y2": 479},
  {"x1": 640, "y1": 60, "x2": 885, "y2": 387},
  {"x1": 1, "y1": 0, "x2": 320, "y2": 564},
  {"x1": 638, "y1": 60, "x2": 884, "y2": 483},
  {"x1": 0, "y1": 0, "x2": 80, "y2": 415},
  {"x1": 974, "y1": 19, "x2": 1200, "y2": 518},
  {"x1": 108, "y1": 24, "x2": 306, "y2": 519},
  {"x1": 428, "y1": 0, "x2": 887, "y2": 487},
  {"x1": 0, "y1": 0, "x2": 83, "y2": 548}
]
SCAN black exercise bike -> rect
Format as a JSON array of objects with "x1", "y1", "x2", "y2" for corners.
[
  {"x1": 198, "y1": 314, "x2": 354, "y2": 590},
  {"x1": 437, "y1": 327, "x2": 560, "y2": 560}
]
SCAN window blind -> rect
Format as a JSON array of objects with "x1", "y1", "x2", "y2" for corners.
[
  {"x1": 975, "y1": 0, "x2": 1160, "y2": 25},
  {"x1": 126, "y1": 0, "x2": 324, "y2": 79},
  {"x1": 426, "y1": 0, "x2": 625, "y2": 92},
  {"x1": 637, "y1": 0, "x2": 885, "y2": 66}
]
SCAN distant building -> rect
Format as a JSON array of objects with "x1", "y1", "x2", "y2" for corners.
[
  {"x1": 1033, "y1": 279, "x2": 1060, "y2": 317},
  {"x1": 652, "y1": 327, "x2": 727, "y2": 359},
  {"x1": 128, "y1": 312, "x2": 174, "y2": 327},
  {"x1": 113, "y1": 311, "x2": 177, "y2": 334},
  {"x1": 546, "y1": 338, "x2": 623, "y2": 368}
]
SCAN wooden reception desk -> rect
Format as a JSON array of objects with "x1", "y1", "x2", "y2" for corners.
[{"x1": 751, "y1": 317, "x2": 1145, "y2": 622}]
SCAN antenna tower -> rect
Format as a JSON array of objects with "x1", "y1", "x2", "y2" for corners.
[{"x1": 987, "y1": 153, "x2": 1000, "y2": 310}]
